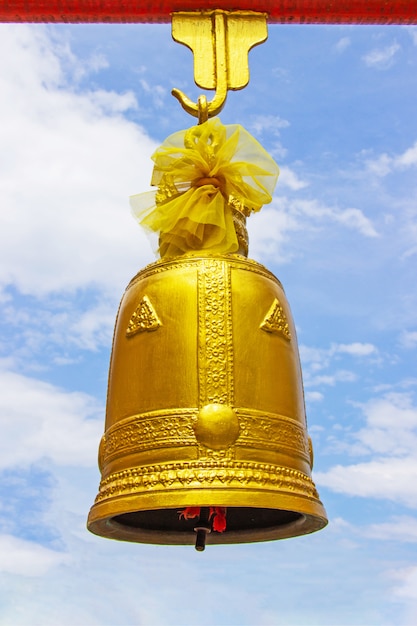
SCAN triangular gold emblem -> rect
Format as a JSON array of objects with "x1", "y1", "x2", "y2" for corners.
[
  {"x1": 126, "y1": 295, "x2": 161, "y2": 337},
  {"x1": 260, "y1": 298, "x2": 291, "y2": 340}
]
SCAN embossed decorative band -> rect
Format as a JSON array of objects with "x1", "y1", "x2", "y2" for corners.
[
  {"x1": 95, "y1": 460, "x2": 320, "y2": 504},
  {"x1": 127, "y1": 254, "x2": 284, "y2": 292},
  {"x1": 238, "y1": 410, "x2": 309, "y2": 460},
  {"x1": 198, "y1": 259, "x2": 234, "y2": 406},
  {"x1": 100, "y1": 408, "x2": 310, "y2": 464},
  {"x1": 103, "y1": 409, "x2": 197, "y2": 461}
]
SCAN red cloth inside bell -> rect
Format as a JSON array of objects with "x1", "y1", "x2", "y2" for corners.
[{"x1": 179, "y1": 506, "x2": 227, "y2": 532}]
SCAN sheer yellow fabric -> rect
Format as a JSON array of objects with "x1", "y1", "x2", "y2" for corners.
[{"x1": 130, "y1": 118, "x2": 279, "y2": 259}]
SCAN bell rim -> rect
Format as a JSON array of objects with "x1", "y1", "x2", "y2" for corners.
[{"x1": 87, "y1": 489, "x2": 328, "y2": 545}]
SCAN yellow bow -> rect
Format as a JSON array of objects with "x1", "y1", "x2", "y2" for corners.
[{"x1": 130, "y1": 118, "x2": 279, "y2": 259}]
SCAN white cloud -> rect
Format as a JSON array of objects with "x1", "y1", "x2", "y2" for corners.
[
  {"x1": 330, "y1": 514, "x2": 417, "y2": 544},
  {"x1": 407, "y1": 26, "x2": 417, "y2": 46},
  {"x1": 1, "y1": 296, "x2": 117, "y2": 360},
  {"x1": 333, "y1": 342, "x2": 377, "y2": 357},
  {"x1": 139, "y1": 78, "x2": 167, "y2": 108},
  {"x1": 248, "y1": 204, "x2": 300, "y2": 263},
  {"x1": 393, "y1": 566, "x2": 417, "y2": 600},
  {"x1": 0, "y1": 25, "x2": 156, "y2": 299},
  {"x1": 46, "y1": 31, "x2": 109, "y2": 85},
  {"x1": 67, "y1": 301, "x2": 116, "y2": 351},
  {"x1": 278, "y1": 166, "x2": 309, "y2": 190},
  {"x1": 389, "y1": 565, "x2": 417, "y2": 626},
  {"x1": 0, "y1": 534, "x2": 69, "y2": 576},
  {"x1": 362, "y1": 392, "x2": 417, "y2": 431},
  {"x1": 397, "y1": 142, "x2": 417, "y2": 167},
  {"x1": 305, "y1": 391, "x2": 324, "y2": 403},
  {"x1": 363, "y1": 42, "x2": 401, "y2": 70},
  {"x1": 328, "y1": 207, "x2": 378, "y2": 237},
  {"x1": 299, "y1": 342, "x2": 378, "y2": 386},
  {"x1": 317, "y1": 457, "x2": 417, "y2": 507},
  {"x1": 316, "y1": 393, "x2": 417, "y2": 508},
  {"x1": 400, "y1": 331, "x2": 417, "y2": 349},
  {"x1": 299, "y1": 345, "x2": 327, "y2": 365},
  {"x1": 299, "y1": 342, "x2": 378, "y2": 392},
  {"x1": 267, "y1": 139, "x2": 288, "y2": 160},
  {"x1": 307, "y1": 369, "x2": 356, "y2": 387},
  {"x1": 363, "y1": 516, "x2": 417, "y2": 543},
  {"x1": 366, "y1": 141, "x2": 417, "y2": 178},
  {"x1": 249, "y1": 196, "x2": 378, "y2": 262},
  {"x1": 86, "y1": 88, "x2": 138, "y2": 114},
  {"x1": 335, "y1": 37, "x2": 351, "y2": 53},
  {"x1": 366, "y1": 153, "x2": 393, "y2": 177},
  {"x1": 292, "y1": 199, "x2": 379, "y2": 237},
  {"x1": 0, "y1": 369, "x2": 102, "y2": 469},
  {"x1": 249, "y1": 114, "x2": 290, "y2": 137},
  {"x1": 402, "y1": 245, "x2": 417, "y2": 261}
]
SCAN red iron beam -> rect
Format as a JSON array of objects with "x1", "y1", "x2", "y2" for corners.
[{"x1": 0, "y1": 1, "x2": 416, "y2": 24}]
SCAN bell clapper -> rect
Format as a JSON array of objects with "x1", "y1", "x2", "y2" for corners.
[{"x1": 193, "y1": 507, "x2": 212, "y2": 552}]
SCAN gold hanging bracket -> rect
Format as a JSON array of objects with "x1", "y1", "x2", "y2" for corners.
[{"x1": 171, "y1": 10, "x2": 268, "y2": 122}]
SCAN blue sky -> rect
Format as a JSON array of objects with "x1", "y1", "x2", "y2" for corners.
[{"x1": 0, "y1": 20, "x2": 416, "y2": 626}]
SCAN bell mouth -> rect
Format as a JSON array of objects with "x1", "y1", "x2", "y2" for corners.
[
  {"x1": 114, "y1": 507, "x2": 302, "y2": 533},
  {"x1": 88, "y1": 506, "x2": 327, "y2": 547}
]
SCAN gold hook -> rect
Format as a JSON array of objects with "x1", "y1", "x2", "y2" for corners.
[
  {"x1": 171, "y1": 11, "x2": 268, "y2": 122},
  {"x1": 197, "y1": 95, "x2": 209, "y2": 125}
]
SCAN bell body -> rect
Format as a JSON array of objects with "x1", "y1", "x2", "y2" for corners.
[{"x1": 87, "y1": 253, "x2": 327, "y2": 544}]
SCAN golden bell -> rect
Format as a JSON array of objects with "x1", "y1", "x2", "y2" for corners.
[{"x1": 87, "y1": 209, "x2": 327, "y2": 549}]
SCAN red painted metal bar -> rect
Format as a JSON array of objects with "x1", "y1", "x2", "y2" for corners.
[{"x1": 0, "y1": 1, "x2": 416, "y2": 24}]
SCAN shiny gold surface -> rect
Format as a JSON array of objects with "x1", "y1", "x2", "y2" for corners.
[
  {"x1": 88, "y1": 253, "x2": 327, "y2": 545},
  {"x1": 171, "y1": 10, "x2": 268, "y2": 119}
]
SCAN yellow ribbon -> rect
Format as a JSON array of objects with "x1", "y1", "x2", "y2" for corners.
[{"x1": 130, "y1": 118, "x2": 279, "y2": 259}]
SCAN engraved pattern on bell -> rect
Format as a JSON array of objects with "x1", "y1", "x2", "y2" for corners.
[
  {"x1": 260, "y1": 297, "x2": 292, "y2": 339},
  {"x1": 95, "y1": 461, "x2": 320, "y2": 504},
  {"x1": 126, "y1": 295, "x2": 161, "y2": 337}
]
